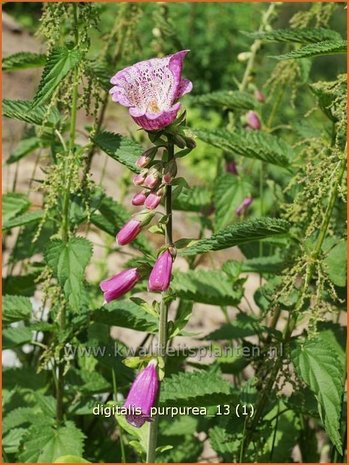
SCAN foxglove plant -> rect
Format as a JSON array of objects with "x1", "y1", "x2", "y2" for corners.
[{"x1": 108, "y1": 50, "x2": 194, "y2": 461}]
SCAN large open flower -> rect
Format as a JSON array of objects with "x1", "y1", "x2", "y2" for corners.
[{"x1": 110, "y1": 50, "x2": 192, "y2": 131}]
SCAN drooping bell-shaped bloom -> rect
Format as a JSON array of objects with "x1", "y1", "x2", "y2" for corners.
[
  {"x1": 145, "y1": 192, "x2": 162, "y2": 210},
  {"x1": 133, "y1": 173, "x2": 146, "y2": 186},
  {"x1": 117, "y1": 219, "x2": 142, "y2": 246},
  {"x1": 226, "y1": 160, "x2": 238, "y2": 175},
  {"x1": 143, "y1": 172, "x2": 160, "y2": 189},
  {"x1": 110, "y1": 50, "x2": 192, "y2": 131},
  {"x1": 148, "y1": 250, "x2": 173, "y2": 292},
  {"x1": 124, "y1": 360, "x2": 159, "y2": 428},
  {"x1": 236, "y1": 196, "x2": 253, "y2": 217},
  {"x1": 132, "y1": 191, "x2": 147, "y2": 206},
  {"x1": 100, "y1": 268, "x2": 140, "y2": 303},
  {"x1": 136, "y1": 155, "x2": 151, "y2": 169},
  {"x1": 246, "y1": 111, "x2": 261, "y2": 130}
]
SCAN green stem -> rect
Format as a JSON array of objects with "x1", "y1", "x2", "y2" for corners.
[
  {"x1": 112, "y1": 369, "x2": 126, "y2": 463},
  {"x1": 146, "y1": 141, "x2": 174, "y2": 463},
  {"x1": 241, "y1": 150, "x2": 346, "y2": 458},
  {"x1": 56, "y1": 4, "x2": 79, "y2": 424}
]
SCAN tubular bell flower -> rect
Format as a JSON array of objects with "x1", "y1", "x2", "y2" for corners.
[
  {"x1": 124, "y1": 360, "x2": 159, "y2": 428},
  {"x1": 145, "y1": 192, "x2": 162, "y2": 210},
  {"x1": 117, "y1": 211, "x2": 154, "y2": 246},
  {"x1": 110, "y1": 50, "x2": 192, "y2": 131},
  {"x1": 100, "y1": 268, "x2": 140, "y2": 303},
  {"x1": 132, "y1": 191, "x2": 147, "y2": 206},
  {"x1": 246, "y1": 111, "x2": 261, "y2": 130},
  {"x1": 148, "y1": 249, "x2": 173, "y2": 292},
  {"x1": 236, "y1": 196, "x2": 253, "y2": 217}
]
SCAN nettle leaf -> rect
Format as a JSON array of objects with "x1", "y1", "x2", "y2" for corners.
[
  {"x1": 180, "y1": 218, "x2": 289, "y2": 256},
  {"x1": 214, "y1": 174, "x2": 252, "y2": 230},
  {"x1": 160, "y1": 370, "x2": 233, "y2": 407},
  {"x1": 92, "y1": 299, "x2": 158, "y2": 333},
  {"x1": 54, "y1": 455, "x2": 90, "y2": 463},
  {"x1": 3, "y1": 427, "x2": 27, "y2": 454},
  {"x1": 172, "y1": 270, "x2": 243, "y2": 306},
  {"x1": 3, "y1": 407, "x2": 46, "y2": 434},
  {"x1": 33, "y1": 47, "x2": 82, "y2": 107},
  {"x1": 204, "y1": 313, "x2": 264, "y2": 340},
  {"x1": 3, "y1": 193, "x2": 30, "y2": 225},
  {"x1": 3, "y1": 326, "x2": 33, "y2": 349},
  {"x1": 3, "y1": 295, "x2": 32, "y2": 325},
  {"x1": 292, "y1": 338, "x2": 344, "y2": 454},
  {"x1": 45, "y1": 237, "x2": 93, "y2": 312},
  {"x1": 19, "y1": 421, "x2": 85, "y2": 463},
  {"x1": 173, "y1": 186, "x2": 212, "y2": 212},
  {"x1": 274, "y1": 40, "x2": 347, "y2": 60},
  {"x1": 90, "y1": 195, "x2": 153, "y2": 255},
  {"x1": 323, "y1": 239, "x2": 346, "y2": 287},
  {"x1": 194, "y1": 129, "x2": 292, "y2": 168},
  {"x1": 241, "y1": 254, "x2": 286, "y2": 274},
  {"x1": 7, "y1": 136, "x2": 41, "y2": 164},
  {"x1": 2, "y1": 52, "x2": 46, "y2": 71},
  {"x1": 190, "y1": 90, "x2": 256, "y2": 110},
  {"x1": 209, "y1": 426, "x2": 240, "y2": 457},
  {"x1": 93, "y1": 131, "x2": 143, "y2": 173},
  {"x1": 3, "y1": 210, "x2": 44, "y2": 231},
  {"x1": 247, "y1": 28, "x2": 341, "y2": 44},
  {"x1": 3, "y1": 99, "x2": 60, "y2": 127}
]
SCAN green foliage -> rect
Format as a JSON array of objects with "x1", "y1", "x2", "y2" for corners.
[
  {"x1": 3, "y1": 99, "x2": 59, "y2": 127},
  {"x1": 3, "y1": 210, "x2": 45, "y2": 231},
  {"x1": 2, "y1": 52, "x2": 46, "y2": 71},
  {"x1": 6, "y1": 135, "x2": 41, "y2": 165},
  {"x1": 193, "y1": 129, "x2": 292, "y2": 168},
  {"x1": 3, "y1": 193, "x2": 30, "y2": 226},
  {"x1": 172, "y1": 269, "x2": 243, "y2": 306},
  {"x1": 19, "y1": 421, "x2": 85, "y2": 462},
  {"x1": 45, "y1": 237, "x2": 93, "y2": 312},
  {"x1": 190, "y1": 90, "x2": 256, "y2": 110},
  {"x1": 33, "y1": 46, "x2": 82, "y2": 107},
  {"x1": 93, "y1": 131, "x2": 143, "y2": 173},
  {"x1": 247, "y1": 28, "x2": 341, "y2": 44},
  {"x1": 292, "y1": 337, "x2": 345, "y2": 453},
  {"x1": 274, "y1": 40, "x2": 347, "y2": 60},
  {"x1": 204, "y1": 313, "x2": 265, "y2": 340},
  {"x1": 180, "y1": 218, "x2": 289, "y2": 255},
  {"x1": 172, "y1": 186, "x2": 212, "y2": 212},
  {"x1": 3, "y1": 295, "x2": 32, "y2": 325},
  {"x1": 323, "y1": 239, "x2": 346, "y2": 287}
]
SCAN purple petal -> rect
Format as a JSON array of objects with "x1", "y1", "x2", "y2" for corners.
[
  {"x1": 132, "y1": 103, "x2": 181, "y2": 131},
  {"x1": 148, "y1": 250, "x2": 173, "y2": 292},
  {"x1": 100, "y1": 268, "x2": 140, "y2": 302}
]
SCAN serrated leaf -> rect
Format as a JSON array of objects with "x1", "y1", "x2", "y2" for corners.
[
  {"x1": 3, "y1": 295, "x2": 32, "y2": 325},
  {"x1": 274, "y1": 40, "x2": 347, "y2": 60},
  {"x1": 209, "y1": 426, "x2": 239, "y2": 456},
  {"x1": 323, "y1": 239, "x2": 346, "y2": 287},
  {"x1": 214, "y1": 174, "x2": 252, "y2": 229},
  {"x1": 92, "y1": 299, "x2": 158, "y2": 332},
  {"x1": 241, "y1": 255, "x2": 286, "y2": 273},
  {"x1": 204, "y1": 313, "x2": 264, "y2": 340},
  {"x1": 33, "y1": 47, "x2": 82, "y2": 107},
  {"x1": 172, "y1": 186, "x2": 212, "y2": 212},
  {"x1": 19, "y1": 421, "x2": 85, "y2": 463},
  {"x1": 172, "y1": 270, "x2": 243, "y2": 306},
  {"x1": 2, "y1": 52, "x2": 46, "y2": 71},
  {"x1": 191, "y1": 90, "x2": 256, "y2": 110},
  {"x1": 247, "y1": 28, "x2": 341, "y2": 44},
  {"x1": 3, "y1": 210, "x2": 44, "y2": 231},
  {"x1": 3, "y1": 427, "x2": 27, "y2": 454},
  {"x1": 3, "y1": 99, "x2": 60, "y2": 127},
  {"x1": 7, "y1": 136, "x2": 41, "y2": 164},
  {"x1": 160, "y1": 370, "x2": 233, "y2": 407},
  {"x1": 3, "y1": 326, "x2": 32, "y2": 349},
  {"x1": 3, "y1": 407, "x2": 46, "y2": 434},
  {"x1": 45, "y1": 237, "x2": 93, "y2": 312},
  {"x1": 93, "y1": 131, "x2": 143, "y2": 173},
  {"x1": 180, "y1": 218, "x2": 289, "y2": 255},
  {"x1": 194, "y1": 129, "x2": 292, "y2": 167},
  {"x1": 292, "y1": 338, "x2": 344, "y2": 454},
  {"x1": 3, "y1": 193, "x2": 30, "y2": 225},
  {"x1": 54, "y1": 455, "x2": 90, "y2": 463}
]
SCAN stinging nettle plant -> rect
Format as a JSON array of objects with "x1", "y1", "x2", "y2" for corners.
[{"x1": 2, "y1": 2, "x2": 347, "y2": 463}]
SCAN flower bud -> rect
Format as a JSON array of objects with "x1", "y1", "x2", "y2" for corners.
[
  {"x1": 246, "y1": 111, "x2": 261, "y2": 130},
  {"x1": 132, "y1": 191, "x2": 147, "y2": 206},
  {"x1": 135, "y1": 155, "x2": 151, "y2": 169},
  {"x1": 100, "y1": 268, "x2": 140, "y2": 302},
  {"x1": 162, "y1": 159, "x2": 177, "y2": 185},
  {"x1": 143, "y1": 173, "x2": 160, "y2": 189},
  {"x1": 183, "y1": 136, "x2": 196, "y2": 149},
  {"x1": 124, "y1": 360, "x2": 159, "y2": 428},
  {"x1": 148, "y1": 249, "x2": 173, "y2": 292},
  {"x1": 145, "y1": 192, "x2": 162, "y2": 210},
  {"x1": 254, "y1": 89, "x2": 266, "y2": 103},
  {"x1": 133, "y1": 173, "x2": 146, "y2": 186},
  {"x1": 117, "y1": 219, "x2": 142, "y2": 246},
  {"x1": 172, "y1": 134, "x2": 186, "y2": 149},
  {"x1": 226, "y1": 160, "x2": 238, "y2": 175},
  {"x1": 236, "y1": 196, "x2": 253, "y2": 216}
]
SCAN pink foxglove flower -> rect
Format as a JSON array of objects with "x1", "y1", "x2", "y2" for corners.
[
  {"x1": 117, "y1": 219, "x2": 142, "y2": 246},
  {"x1": 132, "y1": 191, "x2": 147, "y2": 206},
  {"x1": 246, "y1": 111, "x2": 261, "y2": 130},
  {"x1": 124, "y1": 360, "x2": 159, "y2": 428},
  {"x1": 145, "y1": 192, "x2": 162, "y2": 210},
  {"x1": 254, "y1": 89, "x2": 266, "y2": 103},
  {"x1": 136, "y1": 155, "x2": 151, "y2": 169},
  {"x1": 100, "y1": 268, "x2": 140, "y2": 303},
  {"x1": 148, "y1": 250, "x2": 173, "y2": 292},
  {"x1": 143, "y1": 173, "x2": 160, "y2": 189},
  {"x1": 226, "y1": 160, "x2": 238, "y2": 175},
  {"x1": 236, "y1": 196, "x2": 253, "y2": 216},
  {"x1": 110, "y1": 51, "x2": 192, "y2": 131},
  {"x1": 133, "y1": 173, "x2": 146, "y2": 186}
]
